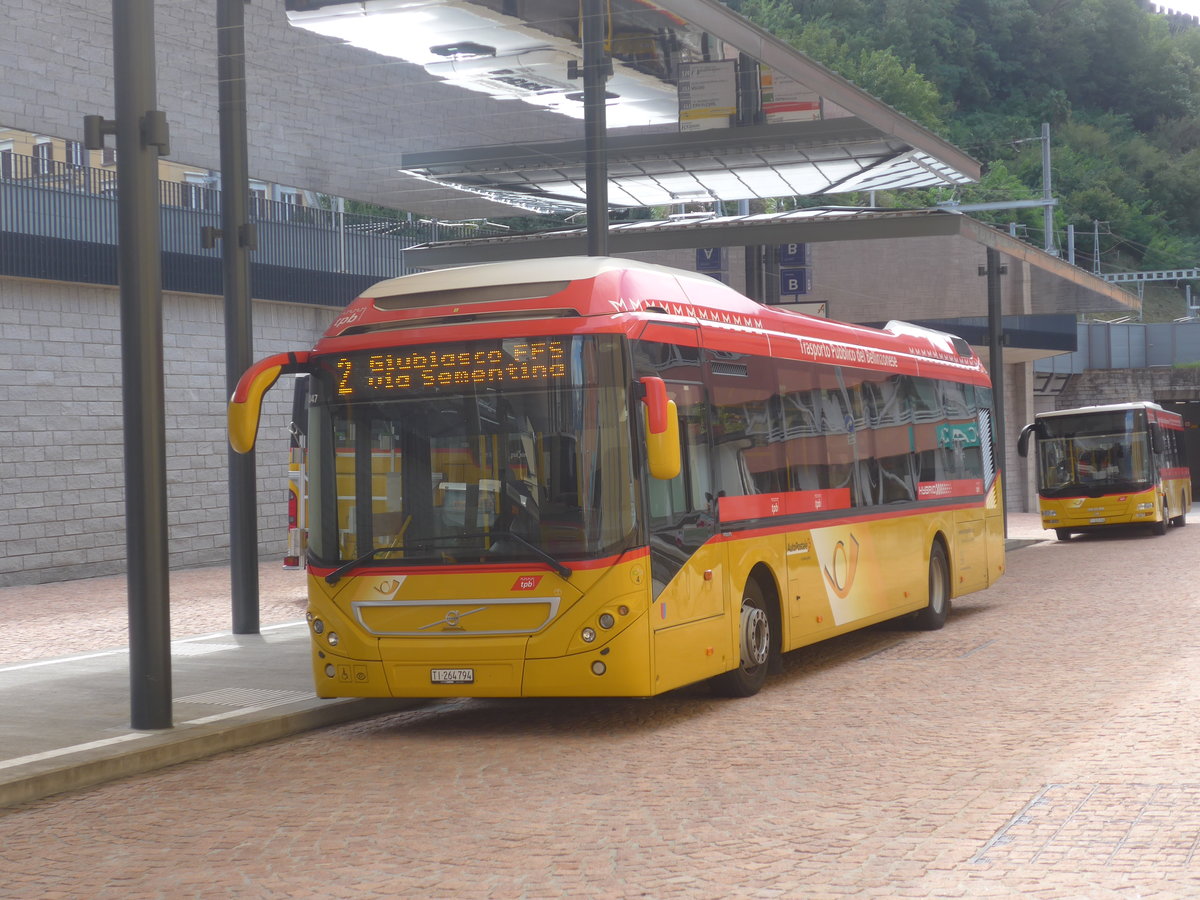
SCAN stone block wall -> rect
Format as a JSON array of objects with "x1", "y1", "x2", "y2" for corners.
[{"x1": 0, "y1": 276, "x2": 331, "y2": 586}]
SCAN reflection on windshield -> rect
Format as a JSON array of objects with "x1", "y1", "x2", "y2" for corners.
[{"x1": 306, "y1": 335, "x2": 637, "y2": 570}]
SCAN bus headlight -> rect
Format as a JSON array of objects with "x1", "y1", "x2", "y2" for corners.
[
  {"x1": 312, "y1": 618, "x2": 325, "y2": 634},
  {"x1": 1137, "y1": 503, "x2": 1153, "y2": 511},
  {"x1": 598, "y1": 613, "x2": 615, "y2": 629},
  {"x1": 591, "y1": 661, "x2": 606, "y2": 675},
  {"x1": 581, "y1": 627, "x2": 597, "y2": 643},
  {"x1": 327, "y1": 632, "x2": 339, "y2": 647}
]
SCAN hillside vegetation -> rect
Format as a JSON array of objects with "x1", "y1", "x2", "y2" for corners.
[{"x1": 731, "y1": 0, "x2": 1200, "y2": 319}]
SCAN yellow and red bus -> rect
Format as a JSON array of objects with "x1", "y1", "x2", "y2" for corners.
[
  {"x1": 230, "y1": 257, "x2": 1005, "y2": 699},
  {"x1": 1018, "y1": 401, "x2": 1191, "y2": 540}
]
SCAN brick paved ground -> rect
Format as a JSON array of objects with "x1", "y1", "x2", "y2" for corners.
[
  {"x1": 3, "y1": 564, "x2": 308, "y2": 665},
  {"x1": 1, "y1": 515, "x2": 1198, "y2": 898}
]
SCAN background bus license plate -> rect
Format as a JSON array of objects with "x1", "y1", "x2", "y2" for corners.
[{"x1": 431, "y1": 668, "x2": 474, "y2": 684}]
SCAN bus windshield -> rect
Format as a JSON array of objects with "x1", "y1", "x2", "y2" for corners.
[
  {"x1": 1037, "y1": 409, "x2": 1153, "y2": 496},
  {"x1": 305, "y1": 333, "x2": 637, "y2": 571}
]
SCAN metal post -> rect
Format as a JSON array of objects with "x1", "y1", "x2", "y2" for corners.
[
  {"x1": 337, "y1": 195, "x2": 347, "y2": 273},
  {"x1": 219, "y1": 0, "x2": 260, "y2": 634},
  {"x1": 1041, "y1": 123, "x2": 1054, "y2": 256},
  {"x1": 986, "y1": 247, "x2": 1008, "y2": 536},
  {"x1": 112, "y1": 0, "x2": 172, "y2": 729},
  {"x1": 582, "y1": 0, "x2": 608, "y2": 256},
  {"x1": 744, "y1": 244, "x2": 764, "y2": 301}
]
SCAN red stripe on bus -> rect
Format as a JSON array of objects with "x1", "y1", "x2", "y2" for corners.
[
  {"x1": 916, "y1": 479, "x2": 984, "y2": 499},
  {"x1": 308, "y1": 546, "x2": 650, "y2": 579},
  {"x1": 712, "y1": 500, "x2": 990, "y2": 541},
  {"x1": 718, "y1": 480, "x2": 984, "y2": 520},
  {"x1": 718, "y1": 489, "x2": 851, "y2": 520}
]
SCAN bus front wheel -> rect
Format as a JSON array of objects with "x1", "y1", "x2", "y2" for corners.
[
  {"x1": 1152, "y1": 509, "x2": 1169, "y2": 536},
  {"x1": 1055, "y1": 529, "x2": 1072, "y2": 541},
  {"x1": 711, "y1": 580, "x2": 772, "y2": 698},
  {"x1": 911, "y1": 542, "x2": 950, "y2": 631}
]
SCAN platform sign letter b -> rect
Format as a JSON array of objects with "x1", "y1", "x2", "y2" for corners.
[
  {"x1": 779, "y1": 243, "x2": 807, "y2": 266},
  {"x1": 780, "y1": 268, "x2": 808, "y2": 295}
]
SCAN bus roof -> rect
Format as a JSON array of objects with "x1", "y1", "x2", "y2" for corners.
[
  {"x1": 319, "y1": 257, "x2": 988, "y2": 383},
  {"x1": 1035, "y1": 401, "x2": 1167, "y2": 420},
  {"x1": 360, "y1": 256, "x2": 721, "y2": 301}
]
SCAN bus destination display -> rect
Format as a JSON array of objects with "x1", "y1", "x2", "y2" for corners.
[{"x1": 335, "y1": 339, "x2": 568, "y2": 397}]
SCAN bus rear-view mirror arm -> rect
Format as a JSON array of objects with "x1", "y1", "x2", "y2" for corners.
[
  {"x1": 1016, "y1": 422, "x2": 1041, "y2": 458},
  {"x1": 229, "y1": 351, "x2": 312, "y2": 454},
  {"x1": 638, "y1": 376, "x2": 681, "y2": 481}
]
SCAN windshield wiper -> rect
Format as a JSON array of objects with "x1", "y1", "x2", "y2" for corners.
[
  {"x1": 488, "y1": 529, "x2": 573, "y2": 578},
  {"x1": 324, "y1": 546, "x2": 407, "y2": 585}
]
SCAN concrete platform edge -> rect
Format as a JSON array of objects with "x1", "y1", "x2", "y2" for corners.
[{"x1": 0, "y1": 697, "x2": 415, "y2": 810}]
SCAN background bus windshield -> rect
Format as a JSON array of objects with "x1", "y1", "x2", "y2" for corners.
[
  {"x1": 1037, "y1": 409, "x2": 1152, "y2": 495},
  {"x1": 305, "y1": 334, "x2": 636, "y2": 569}
]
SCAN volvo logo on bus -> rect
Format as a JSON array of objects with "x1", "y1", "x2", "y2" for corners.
[{"x1": 419, "y1": 606, "x2": 486, "y2": 632}]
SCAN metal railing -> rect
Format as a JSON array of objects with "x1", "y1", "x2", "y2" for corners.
[{"x1": 0, "y1": 150, "x2": 503, "y2": 305}]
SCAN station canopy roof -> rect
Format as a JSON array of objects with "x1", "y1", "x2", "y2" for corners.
[
  {"x1": 284, "y1": 0, "x2": 981, "y2": 215},
  {"x1": 403, "y1": 205, "x2": 1142, "y2": 326}
]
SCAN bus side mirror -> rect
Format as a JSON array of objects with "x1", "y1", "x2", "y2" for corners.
[
  {"x1": 229, "y1": 351, "x2": 311, "y2": 454},
  {"x1": 1016, "y1": 423, "x2": 1036, "y2": 458},
  {"x1": 639, "y1": 376, "x2": 681, "y2": 480}
]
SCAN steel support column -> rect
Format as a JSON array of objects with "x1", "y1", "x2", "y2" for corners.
[
  {"x1": 986, "y1": 247, "x2": 1008, "y2": 535},
  {"x1": 112, "y1": 0, "x2": 172, "y2": 729},
  {"x1": 582, "y1": 0, "x2": 608, "y2": 257},
  {"x1": 218, "y1": 0, "x2": 260, "y2": 634}
]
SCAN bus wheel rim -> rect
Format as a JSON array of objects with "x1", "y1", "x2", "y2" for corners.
[
  {"x1": 741, "y1": 603, "x2": 769, "y2": 668},
  {"x1": 931, "y1": 562, "x2": 947, "y2": 613}
]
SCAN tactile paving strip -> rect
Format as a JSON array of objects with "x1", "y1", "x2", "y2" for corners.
[{"x1": 175, "y1": 688, "x2": 311, "y2": 708}]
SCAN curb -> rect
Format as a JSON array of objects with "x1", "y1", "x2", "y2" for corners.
[{"x1": 1, "y1": 697, "x2": 414, "y2": 809}]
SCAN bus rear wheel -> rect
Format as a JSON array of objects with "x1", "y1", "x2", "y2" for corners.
[
  {"x1": 911, "y1": 542, "x2": 950, "y2": 631},
  {"x1": 1055, "y1": 529, "x2": 1072, "y2": 541},
  {"x1": 711, "y1": 580, "x2": 772, "y2": 698}
]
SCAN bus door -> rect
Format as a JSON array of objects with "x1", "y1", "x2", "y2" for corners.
[
  {"x1": 645, "y1": 380, "x2": 723, "y2": 615},
  {"x1": 635, "y1": 335, "x2": 730, "y2": 687},
  {"x1": 946, "y1": 385, "x2": 994, "y2": 593}
]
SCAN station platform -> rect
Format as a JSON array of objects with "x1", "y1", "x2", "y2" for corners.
[{"x1": 0, "y1": 512, "x2": 1050, "y2": 809}]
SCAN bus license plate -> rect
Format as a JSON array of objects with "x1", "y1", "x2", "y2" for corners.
[{"x1": 431, "y1": 668, "x2": 474, "y2": 684}]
